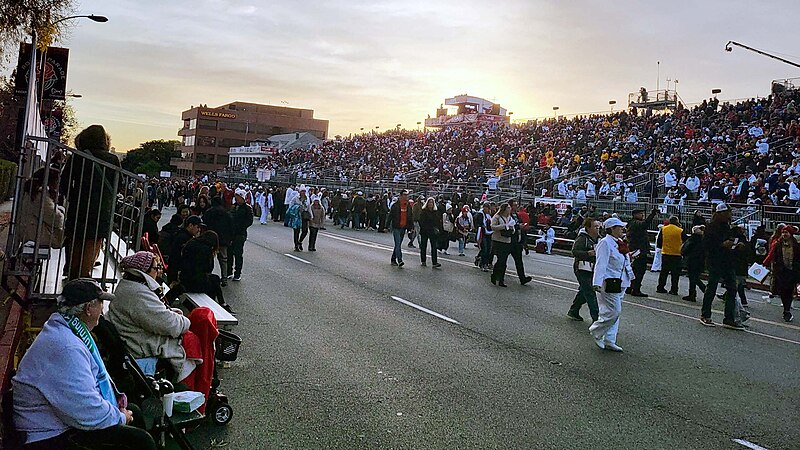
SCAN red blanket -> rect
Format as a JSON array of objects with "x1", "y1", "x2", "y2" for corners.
[{"x1": 179, "y1": 307, "x2": 218, "y2": 413}]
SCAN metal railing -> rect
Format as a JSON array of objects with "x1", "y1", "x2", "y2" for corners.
[{"x1": 3, "y1": 136, "x2": 147, "y2": 302}]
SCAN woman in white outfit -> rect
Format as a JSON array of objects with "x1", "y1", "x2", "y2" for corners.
[
  {"x1": 650, "y1": 223, "x2": 664, "y2": 272},
  {"x1": 589, "y1": 217, "x2": 634, "y2": 352}
]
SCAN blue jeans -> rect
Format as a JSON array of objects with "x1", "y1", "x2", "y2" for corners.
[
  {"x1": 701, "y1": 265, "x2": 737, "y2": 322},
  {"x1": 392, "y1": 228, "x2": 405, "y2": 263},
  {"x1": 458, "y1": 236, "x2": 466, "y2": 254},
  {"x1": 351, "y1": 212, "x2": 362, "y2": 228}
]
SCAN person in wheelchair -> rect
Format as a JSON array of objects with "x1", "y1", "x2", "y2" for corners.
[
  {"x1": 11, "y1": 279, "x2": 156, "y2": 450},
  {"x1": 106, "y1": 251, "x2": 198, "y2": 382}
]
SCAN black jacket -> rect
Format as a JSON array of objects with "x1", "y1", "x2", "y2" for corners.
[
  {"x1": 351, "y1": 195, "x2": 366, "y2": 213},
  {"x1": 230, "y1": 202, "x2": 254, "y2": 238},
  {"x1": 167, "y1": 228, "x2": 193, "y2": 282},
  {"x1": 203, "y1": 206, "x2": 234, "y2": 246},
  {"x1": 681, "y1": 233, "x2": 705, "y2": 270},
  {"x1": 571, "y1": 230, "x2": 597, "y2": 271},
  {"x1": 628, "y1": 209, "x2": 657, "y2": 253},
  {"x1": 179, "y1": 238, "x2": 215, "y2": 290},
  {"x1": 419, "y1": 209, "x2": 439, "y2": 235},
  {"x1": 703, "y1": 218, "x2": 734, "y2": 270},
  {"x1": 388, "y1": 201, "x2": 414, "y2": 231},
  {"x1": 142, "y1": 217, "x2": 160, "y2": 246}
]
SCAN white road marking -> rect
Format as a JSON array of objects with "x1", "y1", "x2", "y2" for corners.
[
  {"x1": 732, "y1": 438, "x2": 771, "y2": 450},
  {"x1": 390, "y1": 296, "x2": 460, "y2": 325},
  {"x1": 284, "y1": 253, "x2": 312, "y2": 265},
  {"x1": 315, "y1": 233, "x2": 800, "y2": 344}
]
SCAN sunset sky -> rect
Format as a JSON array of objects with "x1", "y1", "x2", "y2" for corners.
[{"x1": 17, "y1": 0, "x2": 800, "y2": 152}]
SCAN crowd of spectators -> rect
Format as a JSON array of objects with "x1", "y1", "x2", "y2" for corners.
[{"x1": 230, "y1": 88, "x2": 800, "y2": 209}]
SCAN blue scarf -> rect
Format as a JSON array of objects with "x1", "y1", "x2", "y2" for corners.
[{"x1": 61, "y1": 313, "x2": 117, "y2": 406}]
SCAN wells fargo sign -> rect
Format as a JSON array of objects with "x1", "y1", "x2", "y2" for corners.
[{"x1": 200, "y1": 110, "x2": 237, "y2": 119}]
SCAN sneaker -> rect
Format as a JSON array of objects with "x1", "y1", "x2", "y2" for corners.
[
  {"x1": 682, "y1": 296, "x2": 697, "y2": 302},
  {"x1": 233, "y1": 274, "x2": 241, "y2": 281},
  {"x1": 391, "y1": 261, "x2": 398, "y2": 266},
  {"x1": 442, "y1": 251, "x2": 449, "y2": 255},
  {"x1": 592, "y1": 334, "x2": 605, "y2": 349},
  {"x1": 220, "y1": 280, "x2": 228, "y2": 287},
  {"x1": 459, "y1": 253, "x2": 465, "y2": 256},
  {"x1": 398, "y1": 261, "x2": 404, "y2": 267},
  {"x1": 432, "y1": 262, "x2": 442, "y2": 268},
  {"x1": 604, "y1": 342, "x2": 624, "y2": 352},
  {"x1": 699, "y1": 317, "x2": 715, "y2": 327},
  {"x1": 668, "y1": 291, "x2": 679, "y2": 296},
  {"x1": 520, "y1": 276, "x2": 532, "y2": 286},
  {"x1": 407, "y1": 243, "x2": 416, "y2": 248},
  {"x1": 656, "y1": 288, "x2": 668, "y2": 294},
  {"x1": 421, "y1": 262, "x2": 427, "y2": 267},
  {"x1": 784, "y1": 311, "x2": 794, "y2": 322},
  {"x1": 722, "y1": 320, "x2": 746, "y2": 330},
  {"x1": 222, "y1": 303, "x2": 236, "y2": 315},
  {"x1": 226, "y1": 274, "x2": 234, "y2": 280},
  {"x1": 567, "y1": 312, "x2": 584, "y2": 322}
]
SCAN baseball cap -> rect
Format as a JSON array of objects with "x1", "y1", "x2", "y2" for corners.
[
  {"x1": 715, "y1": 203, "x2": 730, "y2": 212},
  {"x1": 603, "y1": 217, "x2": 627, "y2": 229},
  {"x1": 58, "y1": 278, "x2": 114, "y2": 307}
]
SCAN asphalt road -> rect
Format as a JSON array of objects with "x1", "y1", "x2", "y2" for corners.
[{"x1": 182, "y1": 215, "x2": 799, "y2": 450}]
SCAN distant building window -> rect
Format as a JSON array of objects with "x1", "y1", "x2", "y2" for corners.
[
  {"x1": 188, "y1": 119, "x2": 197, "y2": 129},
  {"x1": 183, "y1": 135, "x2": 195, "y2": 146},
  {"x1": 216, "y1": 155, "x2": 229, "y2": 165},
  {"x1": 219, "y1": 121, "x2": 247, "y2": 132},
  {"x1": 196, "y1": 153, "x2": 215, "y2": 163},
  {"x1": 196, "y1": 135, "x2": 216, "y2": 147},
  {"x1": 220, "y1": 138, "x2": 247, "y2": 147},
  {"x1": 198, "y1": 119, "x2": 217, "y2": 130}
]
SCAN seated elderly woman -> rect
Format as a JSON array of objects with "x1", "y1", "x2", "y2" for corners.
[
  {"x1": 106, "y1": 251, "x2": 198, "y2": 381},
  {"x1": 12, "y1": 279, "x2": 155, "y2": 450}
]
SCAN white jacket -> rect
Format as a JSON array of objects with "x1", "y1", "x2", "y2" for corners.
[{"x1": 592, "y1": 235, "x2": 634, "y2": 290}]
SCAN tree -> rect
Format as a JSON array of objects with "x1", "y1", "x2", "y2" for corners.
[
  {"x1": 121, "y1": 140, "x2": 180, "y2": 176},
  {"x1": 0, "y1": 0, "x2": 77, "y2": 69}
]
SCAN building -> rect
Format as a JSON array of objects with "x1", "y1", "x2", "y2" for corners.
[
  {"x1": 227, "y1": 132, "x2": 323, "y2": 167},
  {"x1": 424, "y1": 95, "x2": 509, "y2": 128},
  {"x1": 173, "y1": 101, "x2": 329, "y2": 176}
]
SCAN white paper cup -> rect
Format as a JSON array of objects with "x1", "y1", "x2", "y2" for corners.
[{"x1": 163, "y1": 393, "x2": 175, "y2": 417}]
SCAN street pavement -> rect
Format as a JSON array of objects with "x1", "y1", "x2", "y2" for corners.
[{"x1": 183, "y1": 215, "x2": 799, "y2": 450}]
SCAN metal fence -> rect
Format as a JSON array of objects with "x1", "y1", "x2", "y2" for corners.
[{"x1": 3, "y1": 137, "x2": 147, "y2": 302}]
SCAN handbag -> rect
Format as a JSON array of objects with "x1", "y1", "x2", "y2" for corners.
[
  {"x1": 301, "y1": 210, "x2": 311, "y2": 220},
  {"x1": 605, "y1": 277, "x2": 623, "y2": 293}
]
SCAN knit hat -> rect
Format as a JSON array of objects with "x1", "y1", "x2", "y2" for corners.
[{"x1": 121, "y1": 251, "x2": 155, "y2": 273}]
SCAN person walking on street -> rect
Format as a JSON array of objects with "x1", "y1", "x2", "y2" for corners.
[
  {"x1": 455, "y1": 206, "x2": 473, "y2": 256},
  {"x1": 700, "y1": 203, "x2": 745, "y2": 329},
  {"x1": 203, "y1": 196, "x2": 233, "y2": 286},
  {"x1": 476, "y1": 202, "x2": 494, "y2": 272},
  {"x1": 228, "y1": 189, "x2": 253, "y2": 281},
  {"x1": 411, "y1": 195, "x2": 423, "y2": 248},
  {"x1": 763, "y1": 225, "x2": 800, "y2": 322},
  {"x1": 508, "y1": 200, "x2": 532, "y2": 285},
  {"x1": 289, "y1": 189, "x2": 311, "y2": 251},
  {"x1": 418, "y1": 198, "x2": 441, "y2": 268},
  {"x1": 490, "y1": 203, "x2": 516, "y2": 287},
  {"x1": 308, "y1": 198, "x2": 325, "y2": 251},
  {"x1": 568, "y1": 217, "x2": 600, "y2": 322},
  {"x1": 626, "y1": 207, "x2": 658, "y2": 297},
  {"x1": 681, "y1": 225, "x2": 706, "y2": 302},
  {"x1": 656, "y1": 216, "x2": 684, "y2": 295},
  {"x1": 388, "y1": 190, "x2": 413, "y2": 267},
  {"x1": 589, "y1": 217, "x2": 633, "y2": 352}
]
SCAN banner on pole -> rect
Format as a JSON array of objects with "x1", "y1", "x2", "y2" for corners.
[{"x1": 14, "y1": 43, "x2": 70, "y2": 101}]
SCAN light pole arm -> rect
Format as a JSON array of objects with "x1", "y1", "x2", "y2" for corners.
[{"x1": 725, "y1": 40, "x2": 800, "y2": 69}]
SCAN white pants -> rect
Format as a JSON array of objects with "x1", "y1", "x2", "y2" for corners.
[
  {"x1": 260, "y1": 205, "x2": 269, "y2": 224},
  {"x1": 589, "y1": 291, "x2": 623, "y2": 344},
  {"x1": 536, "y1": 237, "x2": 553, "y2": 253}
]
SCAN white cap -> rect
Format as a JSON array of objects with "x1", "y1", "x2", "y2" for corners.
[
  {"x1": 715, "y1": 203, "x2": 729, "y2": 212},
  {"x1": 603, "y1": 217, "x2": 627, "y2": 229},
  {"x1": 235, "y1": 188, "x2": 246, "y2": 198}
]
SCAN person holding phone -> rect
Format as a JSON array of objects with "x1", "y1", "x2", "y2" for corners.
[{"x1": 589, "y1": 217, "x2": 634, "y2": 352}]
